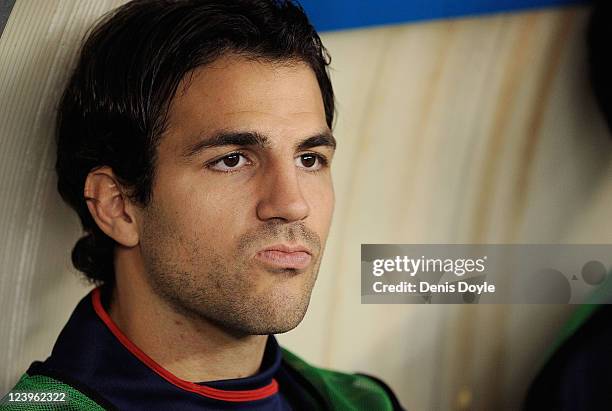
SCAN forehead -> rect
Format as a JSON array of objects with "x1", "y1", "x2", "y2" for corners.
[{"x1": 164, "y1": 54, "x2": 328, "y2": 148}]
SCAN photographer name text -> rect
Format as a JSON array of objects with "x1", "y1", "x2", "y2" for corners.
[{"x1": 372, "y1": 281, "x2": 495, "y2": 295}]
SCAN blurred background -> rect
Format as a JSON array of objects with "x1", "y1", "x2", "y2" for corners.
[{"x1": 1, "y1": 0, "x2": 611, "y2": 409}]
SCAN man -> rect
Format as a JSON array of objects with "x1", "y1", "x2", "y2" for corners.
[{"x1": 1, "y1": 0, "x2": 403, "y2": 410}]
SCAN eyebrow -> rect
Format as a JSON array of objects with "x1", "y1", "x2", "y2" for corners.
[
  {"x1": 295, "y1": 132, "x2": 337, "y2": 152},
  {"x1": 182, "y1": 130, "x2": 336, "y2": 159}
]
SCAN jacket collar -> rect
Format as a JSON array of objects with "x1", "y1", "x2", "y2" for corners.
[{"x1": 42, "y1": 286, "x2": 287, "y2": 410}]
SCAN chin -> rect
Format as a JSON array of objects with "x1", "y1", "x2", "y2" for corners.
[
  {"x1": 240, "y1": 298, "x2": 311, "y2": 335},
  {"x1": 250, "y1": 317, "x2": 306, "y2": 335}
]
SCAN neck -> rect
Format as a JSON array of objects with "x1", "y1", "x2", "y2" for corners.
[{"x1": 108, "y1": 246, "x2": 268, "y2": 382}]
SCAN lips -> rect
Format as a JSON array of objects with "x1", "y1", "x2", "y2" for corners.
[{"x1": 255, "y1": 244, "x2": 312, "y2": 270}]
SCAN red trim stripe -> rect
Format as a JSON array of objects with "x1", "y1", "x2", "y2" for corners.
[{"x1": 91, "y1": 287, "x2": 279, "y2": 402}]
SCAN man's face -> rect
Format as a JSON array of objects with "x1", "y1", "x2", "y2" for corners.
[{"x1": 137, "y1": 55, "x2": 335, "y2": 335}]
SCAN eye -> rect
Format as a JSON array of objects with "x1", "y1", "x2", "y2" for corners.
[
  {"x1": 208, "y1": 152, "x2": 250, "y2": 172},
  {"x1": 296, "y1": 153, "x2": 327, "y2": 171}
]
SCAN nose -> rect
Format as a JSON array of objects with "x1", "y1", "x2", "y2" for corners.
[{"x1": 256, "y1": 163, "x2": 310, "y2": 223}]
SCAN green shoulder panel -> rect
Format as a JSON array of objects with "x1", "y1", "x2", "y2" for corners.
[
  {"x1": 0, "y1": 373, "x2": 105, "y2": 411},
  {"x1": 540, "y1": 269, "x2": 612, "y2": 367},
  {"x1": 281, "y1": 348, "x2": 398, "y2": 411},
  {"x1": 3, "y1": 354, "x2": 400, "y2": 411}
]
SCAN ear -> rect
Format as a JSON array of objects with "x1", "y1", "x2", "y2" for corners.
[{"x1": 84, "y1": 167, "x2": 140, "y2": 247}]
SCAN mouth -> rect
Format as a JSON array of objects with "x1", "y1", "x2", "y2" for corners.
[{"x1": 254, "y1": 244, "x2": 312, "y2": 270}]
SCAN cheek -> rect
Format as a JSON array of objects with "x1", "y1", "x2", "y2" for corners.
[
  {"x1": 322, "y1": 189, "x2": 335, "y2": 230},
  {"x1": 174, "y1": 179, "x2": 258, "y2": 243},
  {"x1": 157, "y1": 163, "x2": 250, "y2": 217},
  {"x1": 304, "y1": 177, "x2": 335, "y2": 230}
]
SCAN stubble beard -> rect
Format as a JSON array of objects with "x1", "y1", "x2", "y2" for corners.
[{"x1": 139, "y1": 210, "x2": 323, "y2": 337}]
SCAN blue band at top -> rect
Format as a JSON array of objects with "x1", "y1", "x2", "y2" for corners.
[{"x1": 300, "y1": 0, "x2": 590, "y2": 32}]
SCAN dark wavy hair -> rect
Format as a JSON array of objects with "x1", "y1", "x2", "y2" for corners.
[
  {"x1": 588, "y1": 0, "x2": 612, "y2": 135},
  {"x1": 56, "y1": 0, "x2": 335, "y2": 286}
]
